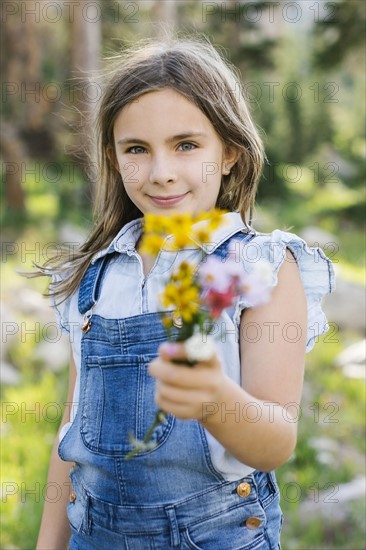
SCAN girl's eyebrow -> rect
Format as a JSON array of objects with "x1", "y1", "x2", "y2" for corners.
[{"x1": 117, "y1": 132, "x2": 207, "y2": 145}]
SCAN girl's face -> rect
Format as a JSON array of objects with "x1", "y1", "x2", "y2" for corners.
[{"x1": 113, "y1": 88, "x2": 237, "y2": 216}]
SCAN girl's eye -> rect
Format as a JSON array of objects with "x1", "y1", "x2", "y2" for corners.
[
  {"x1": 127, "y1": 146, "x2": 146, "y2": 154},
  {"x1": 179, "y1": 142, "x2": 196, "y2": 151}
]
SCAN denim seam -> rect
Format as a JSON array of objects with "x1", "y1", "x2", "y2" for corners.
[
  {"x1": 196, "y1": 422, "x2": 226, "y2": 483},
  {"x1": 182, "y1": 500, "x2": 264, "y2": 530}
]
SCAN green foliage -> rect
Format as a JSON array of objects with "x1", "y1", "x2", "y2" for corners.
[
  {"x1": 312, "y1": 0, "x2": 366, "y2": 69},
  {"x1": 277, "y1": 331, "x2": 366, "y2": 549},
  {"x1": 282, "y1": 499, "x2": 366, "y2": 550},
  {"x1": 1, "y1": 373, "x2": 66, "y2": 549}
]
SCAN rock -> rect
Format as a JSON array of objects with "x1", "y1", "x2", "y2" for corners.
[
  {"x1": 15, "y1": 288, "x2": 50, "y2": 317},
  {"x1": 309, "y1": 436, "x2": 339, "y2": 453},
  {"x1": 322, "y1": 146, "x2": 357, "y2": 180},
  {"x1": 299, "y1": 476, "x2": 366, "y2": 521},
  {"x1": 300, "y1": 227, "x2": 339, "y2": 249},
  {"x1": 0, "y1": 303, "x2": 20, "y2": 358},
  {"x1": 322, "y1": 278, "x2": 365, "y2": 333},
  {"x1": 334, "y1": 339, "x2": 366, "y2": 379},
  {"x1": 299, "y1": 228, "x2": 364, "y2": 332},
  {"x1": 308, "y1": 437, "x2": 340, "y2": 467},
  {"x1": 33, "y1": 336, "x2": 69, "y2": 371},
  {"x1": 308, "y1": 437, "x2": 365, "y2": 471},
  {"x1": 342, "y1": 364, "x2": 365, "y2": 379},
  {"x1": 58, "y1": 223, "x2": 88, "y2": 249},
  {"x1": 0, "y1": 361, "x2": 21, "y2": 385},
  {"x1": 335, "y1": 339, "x2": 366, "y2": 367}
]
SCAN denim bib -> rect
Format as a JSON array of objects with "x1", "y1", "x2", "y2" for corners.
[{"x1": 58, "y1": 229, "x2": 283, "y2": 549}]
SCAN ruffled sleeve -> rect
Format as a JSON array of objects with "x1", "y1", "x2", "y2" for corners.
[
  {"x1": 49, "y1": 273, "x2": 72, "y2": 335},
  {"x1": 233, "y1": 229, "x2": 336, "y2": 353}
]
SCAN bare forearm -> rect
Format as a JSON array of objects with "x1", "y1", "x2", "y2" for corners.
[
  {"x1": 200, "y1": 376, "x2": 298, "y2": 471},
  {"x1": 36, "y1": 437, "x2": 72, "y2": 550}
]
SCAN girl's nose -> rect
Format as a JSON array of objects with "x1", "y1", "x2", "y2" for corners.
[{"x1": 148, "y1": 156, "x2": 177, "y2": 185}]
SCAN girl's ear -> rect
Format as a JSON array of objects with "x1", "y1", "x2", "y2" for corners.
[
  {"x1": 107, "y1": 145, "x2": 119, "y2": 172},
  {"x1": 222, "y1": 146, "x2": 240, "y2": 175}
]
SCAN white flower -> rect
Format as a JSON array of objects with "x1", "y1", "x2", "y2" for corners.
[
  {"x1": 251, "y1": 260, "x2": 273, "y2": 286},
  {"x1": 242, "y1": 260, "x2": 273, "y2": 306},
  {"x1": 185, "y1": 333, "x2": 216, "y2": 362}
]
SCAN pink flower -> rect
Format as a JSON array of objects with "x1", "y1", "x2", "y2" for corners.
[
  {"x1": 204, "y1": 286, "x2": 237, "y2": 319},
  {"x1": 241, "y1": 261, "x2": 273, "y2": 306},
  {"x1": 198, "y1": 256, "x2": 233, "y2": 292},
  {"x1": 198, "y1": 255, "x2": 273, "y2": 318},
  {"x1": 198, "y1": 257, "x2": 244, "y2": 318}
]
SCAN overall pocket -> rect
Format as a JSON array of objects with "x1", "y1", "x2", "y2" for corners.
[
  {"x1": 183, "y1": 500, "x2": 268, "y2": 550},
  {"x1": 80, "y1": 354, "x2": 174, "y2": 456}
]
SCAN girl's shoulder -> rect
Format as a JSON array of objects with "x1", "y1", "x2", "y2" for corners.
[
  {"x1": 245, "y1": 227, "x2": 336, "y2": 293},
  {"x1": 232, "y1": 227, "x2": 336, "y2": 352}
]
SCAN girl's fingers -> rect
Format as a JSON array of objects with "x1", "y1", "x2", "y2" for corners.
[
  {"x1": 149, "y1": 358, "x2": 203, "y2": 388},
  {"x1": 149, "y1": 359, "x2": 223, "y2": 404},
  {"x1": 156, "y1": 384, "x2": 205, "y2": 407},
  {"x1": 158, "y1": 342, "x2": 220, "y2": 368},
  {"x1": 158, "y1": 342, "x2": 187, "y2": 361},
  {"x1": 155, "y1": 384, "x2": 210, "y2": 419}
]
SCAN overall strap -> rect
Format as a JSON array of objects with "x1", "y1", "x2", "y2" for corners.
[
  {"x1": 211, "y1": 228, "x2": 256, "y2": 260},
  {"x1": 78, "y1": 253, "x2": 115, "y2": 315}
]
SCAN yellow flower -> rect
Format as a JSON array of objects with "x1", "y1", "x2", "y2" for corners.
[
  {"x1": 144, "y1": 213, "x2": 171, "y2": 235},
  {"x1": 161, "y1": 283, "x2": 180, "y2": 307},
  {"x1": 141, "y1": 209, "x2": 228, "y2": 255},
  {"x1": 171, "y1": 232, "x2": 191, "y2": 249},
  {"x1": 180, "y1": 287, "x2": 200, "y2": 307},
  {"x1": 161, "y1": 315, "x2": 173, "y2": 330},
  {"x1": 196, "y1": 208, "x2": 228, "y2": 228},
  {"x1": 170, "y1": 213, "x2": 192, "y2": 230},
  {"x1": 159, "y1": 269, "x2": 200, "y2": 324},
  {"x1": 139, "y1": 234, "x2": 165, "y2": 255},
  {"x1": 207, "y1": 208, "x2": 228, "y2": 230},
  {"x1": 192, "y1": 227, "x2": 210, "y2": 245},
  {"x1": 176, "y1": 261, "x2": 195, "y2": 279}
]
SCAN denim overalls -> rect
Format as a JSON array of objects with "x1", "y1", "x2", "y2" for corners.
[{"x1": 58, "y1": 230, "x2": 283, "y2": 550}]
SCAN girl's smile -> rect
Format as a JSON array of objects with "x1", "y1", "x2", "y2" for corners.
[
  {"x1": 147, "y1": 192, "x2": 190, "y2": 207},
  {"x1": 113, "y1": 88, "x2": 238, "y2": 216}
]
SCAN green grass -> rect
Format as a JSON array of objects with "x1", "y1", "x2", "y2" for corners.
[
  {"x1": 1, "y1": 373, "x2": 66, "y2": 549},
  {"x1": 282, "y1": 498, "x2": 366, "y2": 550},
  {"x1": 277, "y1": 331, "x2": 365, "y2": 550}
]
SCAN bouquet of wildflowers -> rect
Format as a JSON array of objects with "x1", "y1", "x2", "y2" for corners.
[{"x1": 125, "y1": 210, "x2": 272, "y2": 459}]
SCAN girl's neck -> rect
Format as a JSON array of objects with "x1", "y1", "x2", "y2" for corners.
[{"x1": 136, "y1": 238, "x2": 156, "y2": 278}]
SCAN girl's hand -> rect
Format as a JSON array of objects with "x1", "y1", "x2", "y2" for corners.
[{"x1": 148, "y1": 342, "x2": 227, "y2": 421}]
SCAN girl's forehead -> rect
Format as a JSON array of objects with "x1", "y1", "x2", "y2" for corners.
[
  {"x1": 114, "y1": 88, "x2": 215, "y2": 134},
  {"x1": 122, "y1": 88, "x2": 195, "y2": 112}
]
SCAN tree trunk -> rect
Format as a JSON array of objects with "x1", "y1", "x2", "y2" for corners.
[
  {"x1": 153, "y1": 0, "x2": 177, "y2": 37},
  {"x1": 0, "y1": 123, "x2": 26, "y2": 212},
  {"x1": 71, "y1": 0, "x2": 102, "y2": 202}
]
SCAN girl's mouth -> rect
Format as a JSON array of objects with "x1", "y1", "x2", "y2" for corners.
[{"x1": 148, "y1": 193, "x2": 188, "y2": 207}]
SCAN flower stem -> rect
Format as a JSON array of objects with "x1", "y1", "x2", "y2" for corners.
[
  {"x1": 124, "y1": 409, "x2": 167, "y2": 460},
  {"x1": 144, "y1": 409, "x2": 167, "y2": 442}
]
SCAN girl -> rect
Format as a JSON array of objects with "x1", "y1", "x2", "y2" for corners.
[{"x1": 36, "y1": 37, "x2": 335, "y2": 550}]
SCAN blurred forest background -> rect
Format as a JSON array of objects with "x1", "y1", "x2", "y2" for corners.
[{"x1": 1, "y1": 1, "x2": 365, "y2": 548}]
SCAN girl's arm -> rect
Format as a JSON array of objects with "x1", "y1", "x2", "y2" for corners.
[
  {"x1": 152, "y1": 248, "x2": 307, "y2": 472},
  {"x1": 201, "y1": 249, "x2": 307, "y2": 470},
  {"x1": 36, "y1": 352, "x2": 76, "y2": 550}
]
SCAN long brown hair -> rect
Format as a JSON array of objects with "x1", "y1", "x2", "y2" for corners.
[{"x1": 35, "y1": 35, "x2": 264, "y2": 303}]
